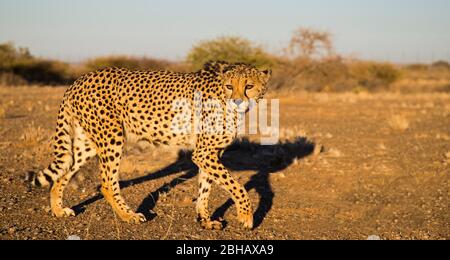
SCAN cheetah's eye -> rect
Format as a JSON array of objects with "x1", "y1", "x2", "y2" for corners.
[
  {"x1": 225, "y1": 84, "x2": 233, "y2": 90},
  {"x1": 246, "y1": 84, "x2": 254, "y2": 90}
]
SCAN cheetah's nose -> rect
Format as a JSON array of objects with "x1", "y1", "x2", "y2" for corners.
[{"x1": 234, "y1": 99, "x2": 243, "y2": 106}]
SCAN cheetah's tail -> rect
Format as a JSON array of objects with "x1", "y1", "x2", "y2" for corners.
[
  {"x1": 28, "y1": 167, "x2": 59, "y2": 188},
  {"x1": 29, "y1": 105, "x2": 75, "y2": 188}
]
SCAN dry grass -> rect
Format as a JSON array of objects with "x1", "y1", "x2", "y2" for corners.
[
  {"x1": 324, "y1": 147, "x2": 342, "y2": 158},
  {"x1": 392, "y1": 64, "x2": 450, "y2": 93},
  {"x1": 278, "y1": 126, "x2": 308, "y2": 140},
  {"x1": 392, "y1": 78, "x2": 450, "y2": 93},
  {"x1": 20, "y1": 122, "x2": 47, "y2": 144},
  {"x1": 388, "y1": 114, "x2": 410, "y2": 132},
  {"x1": 0, "y1": 99, "x2": 10, "y2": 118},
  {"x1": 0, "y1": 106, "x2": 5, "y2": 118}
]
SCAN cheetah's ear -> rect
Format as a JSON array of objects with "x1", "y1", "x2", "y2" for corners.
[{"x1": 259, "y1": 68, "x2": 272, "y2": 84}]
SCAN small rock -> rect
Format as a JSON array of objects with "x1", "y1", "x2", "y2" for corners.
[
  {"x1": 42, "y1": 206, "x2": 51, "y2": 213},
  {"x1": 388, "y1": 114, "x2": 409, "y2": 132},
  {"x1": 67, "y1": 235, "x2": 81, "y2": 240},
  {"x1": 367, "y1": 235, "x2": 381, "y2": 240},
  {"x1": 8, "y1": 227, "x2": 16, "y2": 235}
]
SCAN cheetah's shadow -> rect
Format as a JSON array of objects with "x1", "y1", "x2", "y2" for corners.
[{"x1": 74, "y1": 137, "x2": 315, "y2": 229}]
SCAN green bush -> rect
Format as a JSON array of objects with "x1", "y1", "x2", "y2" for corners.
[{"x1": 186, "y1": 36, "x2": 274, "y2": 70}]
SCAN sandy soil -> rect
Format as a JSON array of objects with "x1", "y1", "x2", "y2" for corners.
[{"x1": 0, "y1": 86, "x2": 448, "y2": 240}]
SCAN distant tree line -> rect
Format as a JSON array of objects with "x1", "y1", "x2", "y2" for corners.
[{"x1": 1, "y1": 27, "x2": 449, "y2": 92}]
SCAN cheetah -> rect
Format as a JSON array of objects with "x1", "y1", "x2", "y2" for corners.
[{"x1": 30, "y1": 61, "x2": 272, "y2": 230}]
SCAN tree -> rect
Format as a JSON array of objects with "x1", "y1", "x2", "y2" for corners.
[{"x1": 287, "y1": 27, "x2": 334, "y2": 60}]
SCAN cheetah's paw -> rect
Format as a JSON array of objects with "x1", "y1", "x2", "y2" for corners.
[
  {"x1": 237, "y1": 213, "x2": 253, "y2": 230},
  {"x1": 198, "y1": 219, "x2": 224, "y2": 230},
  {"x1": 52, "y1": 207, "x2": 76, "y2": 218},
  {"x1": 122, "y1": 212, "x2": 147, "y2": 224}
]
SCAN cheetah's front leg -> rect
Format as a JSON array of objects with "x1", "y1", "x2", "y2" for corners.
[
  {"x1": 193, "y1": 149, "x2": 254, "y2": 229},
  {"x1": 196, "y1": 170, "x2": 223, "y2": 230}
]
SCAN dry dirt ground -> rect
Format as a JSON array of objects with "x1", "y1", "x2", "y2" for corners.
[{"x1": 0, "y1": 86, "x2": 448, "y2": 240}]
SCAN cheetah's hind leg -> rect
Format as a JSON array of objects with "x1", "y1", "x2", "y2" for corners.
[
  {"x1": 97, "y1": 122, "x2": 146, "y2": 224},
  {"x1": 50, "y1": 124, "x2": 97, "y2": 218}
]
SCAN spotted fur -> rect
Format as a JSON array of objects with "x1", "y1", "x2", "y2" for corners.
[{"x1": 31, "y1": 61, "x2": 271, "y2": 229}]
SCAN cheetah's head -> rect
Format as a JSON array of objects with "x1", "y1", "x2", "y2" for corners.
[{"x1": 206, "y1": 61, "x2": 272, "y2": 113}]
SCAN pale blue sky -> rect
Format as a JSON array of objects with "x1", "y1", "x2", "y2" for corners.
[{"x1": 1, "y1": 0, "x2": 449, "y2": 63}]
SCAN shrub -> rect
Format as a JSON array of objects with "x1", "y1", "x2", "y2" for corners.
[
  {"x1": 186, "y1": 36, "x2": 274, "y2": 70},
  {"x1": 84, "y1": 55, "x2": 172, "y2": 72},
  {"x1": 0, "y1": 42, "x2": 33, "y2": 69},
  {"x1": 0, "y1": 72, "x2": 27, "y2": 86},
  {"x1": 431, "y1": 61, "x2": 450, "y2": 70},
  {"x1": 349, "y1": 61, "x2": 401, "y2": 91},
  {"x1": 11, "y1": 59, "x2": 74, "y2": 85},
  {"x1": 271, "y1": 56, "x2": 354, "y2": 92},
  {"x1": 404, "y1": 63, "x2": 429, "y2": 71},
  {"x1": 270, "y1": 27, "x2": 402, "y2": 92},
  {"x1": 0, "y1": 42, "x2": 74, "y2": 85},
  {"x1": 271, "y1": 58, "x2": 401, "y2": 92},
  {"x1": 441, "y1": 84, "x2": 450, "y2": 93}
]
